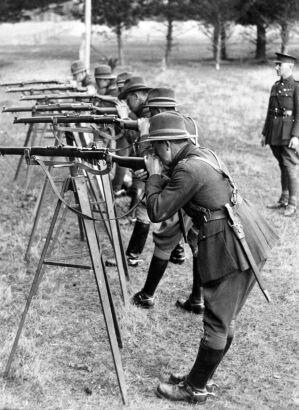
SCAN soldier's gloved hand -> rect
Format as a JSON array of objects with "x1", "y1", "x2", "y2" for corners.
[
  {"x1": 116, "y1": 100, "x2": 130, "y2": 119},
  {"x1": 137, "y1": 117, "x2": 150, "y2": 136},
  {"x1": 288, "y1": 136, "x2": 299, "y2": 151},
  {"x1": 133, "y1": 169, "x2": 148, "y2": 181},
  {"x1": 144, "y1": 153, "x2": 163, "y2": 176},
  {"x1": 260, "y1": 134, "x2": 266, "y2": 147}
]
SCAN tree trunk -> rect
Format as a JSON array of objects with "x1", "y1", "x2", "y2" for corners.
[
  {"x1": 280, "y1": 22, "x2": 290, "y2": 53},
  {"x1": 165, "y1": 17, "x2": 173, "y2": 66},
  {"x1": 256, "y1": 23, "x2": 266, "y2": 60},
  {"x1": 213, "y1": 20, "x2": 221, "y2": 70},
  {"x1": 116, "y1": 24, "x2": 124, "y2": 65},
  {"x1": 221, "y1": 23, "x2": 227, "y2": 60}
]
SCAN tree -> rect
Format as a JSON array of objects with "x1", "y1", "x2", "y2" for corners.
[
  {"x1": 188, "y1": 0, "x2": 240, "y2": 69},
  {"x1": 143, "y1": 0, "x2": 190, "y2": 66},
  {"x1": 0, "y1": 0, "x2": 66, "y2": 22},
  {"x1": 271, "y1": 0, "x2": 299, "y2": 53},
  {"x1": 74, "y1": 0, "x2": 146, "y2": 65},
  {"x1": 239, "y1": 0, "x2": 299, "y2": 56}
]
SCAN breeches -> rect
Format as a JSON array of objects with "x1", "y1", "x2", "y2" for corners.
[
  {"x1": 202, "y1": 268, "x2": 256, "y2": 350},
  {"x1": 270, "y1": 145, "x2": 298, "y2": 203},
  {"x1": 153, "y1": 212, "x2": 194, "y2": 260},
  {"x1": 133, "y1": 178, "x2": 151, "y2": 224}
]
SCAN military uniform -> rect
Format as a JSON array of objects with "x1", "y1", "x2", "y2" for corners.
[
  {"x1": 143, "y1": 112, "x2": 277, "y2": 404},
  {"x1": 262, "y1": 53, "x2": 299, "y2": 216}
]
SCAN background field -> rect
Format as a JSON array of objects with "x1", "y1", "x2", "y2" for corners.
[{"x1": 0, "y1": 21, "x2": 298, "y2": 410}]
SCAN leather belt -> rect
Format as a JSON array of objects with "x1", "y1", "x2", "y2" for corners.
[
  {"x1": 269, "y1": 109, "x2": 293, "y2": 117},
  {"x1": 204, "y1": 209, "x2": 227, "y2": 222}
]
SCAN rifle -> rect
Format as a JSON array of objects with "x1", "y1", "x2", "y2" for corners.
[
  {"x1": 0, "y1": 80, "x2": 64, "y2": 87},
  {"x1": 3, "y1": 103, "x2": 117, "y2": 115},
  {"x1": 13, "y1": 114, "x2": 138, "y2": 130},
  {"x1": 20, "y1": 93, "x2": 118, "y2": 104},
  {"x1": 6, "y1": 85, "x2": 87, "y2": 94},
  {"x1": 0, "y1": 146, "x2": 145, "y2": 170}
]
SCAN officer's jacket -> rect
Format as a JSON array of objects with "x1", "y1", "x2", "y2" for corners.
[
  {"x1": 262, "y1": 75, "x2": 299, "y2": 145},
  {"x1": 145, "y1": 143, "x2": 277, "y2": 285}
]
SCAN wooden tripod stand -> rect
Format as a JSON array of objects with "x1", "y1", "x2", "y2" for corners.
[{"x1": 4, "y1": 164, "x2": 128, "y2": 404}]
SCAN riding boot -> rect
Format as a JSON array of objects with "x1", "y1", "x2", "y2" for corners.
[
  {"x1": 143, "y1": 255, "x2": 169, "y2": 296},
  {"x1": 132, "y1": 255, "x2": 168, "y2": 308},
  {"x1": 208, "y1": 336, "x2": 233, "y2": 381},
  {"x1": 169, "y1": 241, "x2": 185, "y2": 264},
  {"x1": 176, "y1": 256, "x2": 204, "y2": 314},
  {"x1": 126, "y1": 221, "x2": 150, "y2": 266},
  {"x1": 190, "y1": 256, "x2": 203, "y2": 302},
  {"x1": 186, "y1": 341, "x2": 224, "y2": 390}
]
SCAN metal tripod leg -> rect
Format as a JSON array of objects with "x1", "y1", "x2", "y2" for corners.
[
  {"x1": 25, "y1": 165, "x2": 84, "y2": 261},
  {"x1": 96, "y1": 173, "x2": 130, "y2": 300},
  {"x1": 86, "y1": 173, "x2": 112, "y2": 242},
  {"x1": 74, "y1": 176, "x2": 127, "y2": 404},
  {"x1": 24, "y1": 124, "x2": 40, "y2": 195},
  {"x1": 5, "y1": 174, "x2": 127, "y2": 404},
  {"x1": 13, "y1": 123, "x2": 34, "y2": 182},
  {"x1": 24, "y1": 175, "x2": 50, "y2": 262},
  {"x1": 4, "y1": 177, "x2": 70, "y2": 377}
]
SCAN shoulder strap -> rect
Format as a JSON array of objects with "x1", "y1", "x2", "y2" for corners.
[
  {"x1": 189, "y1": 148, "x2": 239, "y2": 204},
  {"x1": 186, "y1": 116, "x2": 199, "y2": 146}
]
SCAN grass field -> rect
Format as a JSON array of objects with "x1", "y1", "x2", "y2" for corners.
[{"x1": 0, "y1": 29, "x2": 298, "y2": 410}]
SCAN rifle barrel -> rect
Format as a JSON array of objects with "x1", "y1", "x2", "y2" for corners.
[
  {"x1": 20, "y1": 93, "x2": 118, "y2": 103},
  {"x1": 0, "y1": 146, "x2": 145, "y2": 170},
  {"x1": 13, "y1": 114, "x2": 118, "y2": 124},
  {"x1": 6, "y1": 85, "x2": 87, "y2": 93},
  {"x1": 3, "y1": 104, "x2": 117, "y2": 114},
  {"x1": 13, "y1": 115, "x2": 138, "y2": 130},
  {"x1": 0, "y1": 80, "x2": 64, "y2": 87}
]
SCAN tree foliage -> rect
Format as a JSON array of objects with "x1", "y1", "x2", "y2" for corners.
[
  {"x1": 142, "y1": 0, "x2": 190, "y2": 65},
  {"x1": 0, "y1": 0, "x2": 66, "y2": 23}
]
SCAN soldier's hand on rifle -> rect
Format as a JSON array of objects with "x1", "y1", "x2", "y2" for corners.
[
  {"x1": 288, "y1": 136, "x2": 299, "y2": 152},
  {"x1": 137, "y1": 117, "x2": 150, "y2": 136},
  {"x1": 144, "y1": 153, "x2": 163, "y2": 176},
  {"x1": 133, "y1": 169, "x2": 148, "y2": 181},
  {"x1": 260, "y1": 134, "x2": 266, "y2": 147},
  {"x1": 116, "y1": 100, "x2": 130, "y2": 119}
]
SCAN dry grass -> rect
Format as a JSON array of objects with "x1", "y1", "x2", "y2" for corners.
[{"x1": 0, "y1": 33, "x2": 298, "y2": 410}]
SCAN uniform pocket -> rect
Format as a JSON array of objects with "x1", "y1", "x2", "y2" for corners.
[
  {"x1": 197, "y1": 221, "x2": 239, "y2": 284},
  {"x1": 282, "y1": 117, "x2": 294, "y2": 140}
]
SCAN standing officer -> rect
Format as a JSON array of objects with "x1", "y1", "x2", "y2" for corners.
[
  {"x1": 261, "y1": 52, "x2": 299, "y2": 217},
  {"x1": 143, "y1": 112, "x2": 277, "y2": 404}
]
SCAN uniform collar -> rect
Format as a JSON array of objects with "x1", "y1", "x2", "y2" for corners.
[
  {"x1": 280, "y1": 75, "x2": 294, "y2": 84},
  {"x1": 170, "y1": 142, "x2": 198, "y2": 173}
]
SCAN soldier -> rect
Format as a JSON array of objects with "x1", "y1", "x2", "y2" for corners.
[
  {"x1": 131, "y1": 87, "x2": 205, "y2": 313},
  {"x1": 111, "y1": 71, "x2": 135, "y2": 196},
  {"x1": 261, "y1": 52, "x2": 299, "y2": 217},
  {"x1": 116, "y1": 71, "x2": 133, "y2": 94},
  {"x1": 70, "y1": 60, "x2": 95, "y2": 93},
  {"x1": 143, "y1": 112, "x2": 277, "y2": 404},
  {"x1": 94, "y1": 64, "x2": 118, "y2": 97},
  {"x1": 117, "y1": 76, "x2": 152, "y2": 266}
]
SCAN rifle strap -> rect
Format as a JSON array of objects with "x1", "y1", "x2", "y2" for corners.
[
  {"x1": 53, "y1": 125, "x2": 124, "y2": 141},
  {"x1": 32, "y1": 156, "x2": 145, "y2": 222},
  {"x1": 33, "y1": 156, "x2": 109, "y2": 221}
]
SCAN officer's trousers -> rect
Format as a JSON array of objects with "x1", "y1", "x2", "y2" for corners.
[
  {"x1": 201, "y1": 267, "x2": 260, "y2": 350},
  {"x1": 270, "y1": 145, "x2": 298, "y2": 205}
]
